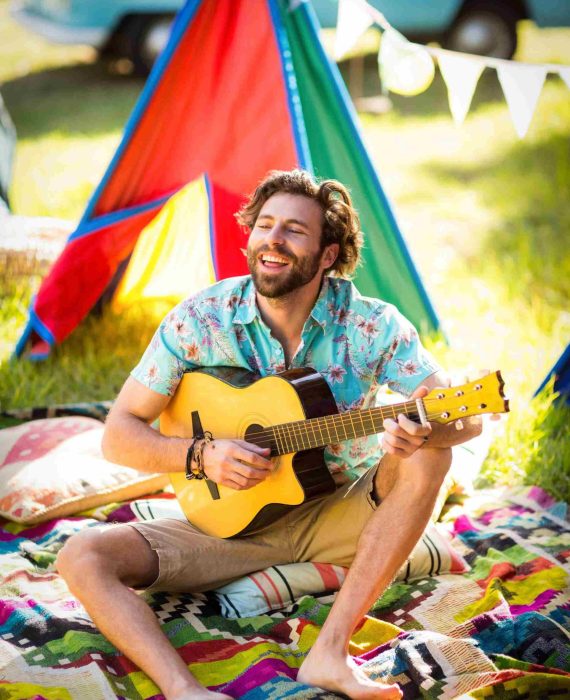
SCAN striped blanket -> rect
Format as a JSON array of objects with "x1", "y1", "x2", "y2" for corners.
[{"x1": 1, "y1": 486, "x2": 569, "y2": 699}]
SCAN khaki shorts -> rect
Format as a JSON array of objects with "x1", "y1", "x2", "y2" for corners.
[{"x1": 128, "y1": 465, "x2": 379, "y2": 593}]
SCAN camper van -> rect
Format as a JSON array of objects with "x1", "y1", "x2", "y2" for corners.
[{"x1": 11, "y1": 0, "x2": 570, "y2": 73}]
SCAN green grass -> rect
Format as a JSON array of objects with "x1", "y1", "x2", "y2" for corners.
[{"x1": 1, "y1": 3, "x2": 569, "y2": 499}]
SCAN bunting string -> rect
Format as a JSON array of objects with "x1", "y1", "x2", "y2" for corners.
[{"x1": 333, "y1": 0, "x2": 570, "y2": 137}]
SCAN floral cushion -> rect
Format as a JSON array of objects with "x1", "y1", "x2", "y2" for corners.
[{"x1": 0, "y1": 417, "x2": 168, "y2": 523}]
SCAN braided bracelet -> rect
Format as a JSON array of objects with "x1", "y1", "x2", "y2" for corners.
[
  {"x1": 194, "y1": 432, "x2": 213, "y2": 479},
  {"x1": 185, "y1": 441, "x2": 199, "y2": 480},
  {"x1": 185, "y1": 432, "x2": 213, "y2": 480}
]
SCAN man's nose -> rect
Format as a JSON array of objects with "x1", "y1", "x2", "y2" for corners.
[{"x1": 266, "y1": 221, "x2": 286, "y2": 245}]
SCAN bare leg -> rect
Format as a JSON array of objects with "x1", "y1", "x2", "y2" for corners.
[
  {"x1": 298, "y1": 446, "x2": 452, "y2": 699},
  {"x1": 56, "y1": 526, "x2": 231, "y2": 700}
]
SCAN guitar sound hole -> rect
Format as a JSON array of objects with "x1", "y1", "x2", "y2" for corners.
[{"x1": 245, "y1": 423, "x2": 271, "y2": 452}]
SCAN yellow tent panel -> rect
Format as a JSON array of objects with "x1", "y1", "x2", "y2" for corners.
[{"x1": 113, "y1": 177, "x2": 216, "y2": 311}]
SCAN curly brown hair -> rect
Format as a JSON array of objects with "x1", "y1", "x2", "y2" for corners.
[{"x1": 235, "y1": 169, "x2": 364, "y2": 278}]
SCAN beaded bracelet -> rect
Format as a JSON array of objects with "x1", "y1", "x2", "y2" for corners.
[
  {"x1": 185, "y1": 441, "x2": 198, "y2": 480},
  {"x1": 184, "y1": 432, "x2": 213, "y2": 481},
  {"x1": 194, "y1": 432, "x2": 213, "y2": 479}
]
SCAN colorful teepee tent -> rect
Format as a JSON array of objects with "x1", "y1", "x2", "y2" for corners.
[{"x1": 16, "y1": 0, "x2": 440, "y2": 359}]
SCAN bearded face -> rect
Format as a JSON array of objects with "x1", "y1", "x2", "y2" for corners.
[
  {"x1": 247, "y1": 244, "x2": 324, "y2": 298},
  {"x1": 246, "y1": 193, "x2": 329, "y2": 300}
]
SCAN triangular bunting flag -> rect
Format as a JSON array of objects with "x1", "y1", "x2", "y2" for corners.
[
  {"x1": 558, "y1": 66, "x2": 570, "y2": 90},
  {"x1": 379, "y1": 28, "x2": 434, "y2": 96},
  {"x1": 497, "y1": 62, "x2": 547, "y2": 138},
  {"x1": 436, "y1": 50, "x2": 485, "y2": 125},
  {"x1": 334, "y1": 0, "x2": 374, "y2": 60}
]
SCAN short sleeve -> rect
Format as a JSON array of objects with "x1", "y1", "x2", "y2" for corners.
[
  {"x1": 131, "y1": 303, "x2": 201, "y2": 396},
  {"x1": 377, "y1": 305, "x2": 441, "y2": 397}
]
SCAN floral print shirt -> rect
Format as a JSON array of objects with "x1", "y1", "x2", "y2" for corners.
[{"x1": 132, "y1": 275, "x2": 441, "y2": 485}]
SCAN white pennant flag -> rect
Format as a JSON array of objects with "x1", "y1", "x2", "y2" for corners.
[
  {"x1": 436, "y1": 50, "x2": 485, "y2": 125},
  {"x1": 558, "y1": 66, "x2": 570, "y2": 90},
  {"x1": 334, "y1": 0, "x2": 374, "y2": 61},
  {"x1": 497, "y1": 62, "x2": 547, "y2": 138}
]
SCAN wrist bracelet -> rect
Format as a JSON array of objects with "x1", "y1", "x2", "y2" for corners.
[
  {"x1": 185, "y1": 441, "x2": 198, "y2": 480},
  {"x1": 185, "y1": 432, "x2": 214, "y2": 481},
  {"x1": 193, "y1": 432, "x2": 213, "y2": 480}
]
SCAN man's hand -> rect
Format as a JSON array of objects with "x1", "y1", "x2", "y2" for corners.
[
  {"x1": 201, "y1": 439, "x2": 273, "y2": 490},
  {"x1": 381, "y1": 385, "x2": 432, "y2": 459}
]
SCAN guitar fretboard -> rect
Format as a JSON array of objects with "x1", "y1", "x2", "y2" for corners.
[{"x1": 247, "y1": 401, "x2": 421, "y2": 456}]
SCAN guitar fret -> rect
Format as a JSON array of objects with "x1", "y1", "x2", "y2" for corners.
[
  {"x1": 274, "y1": 424, "x2": 284, "y2": 455},
  {"x1": 366, "y1": 408, "x2": 377, "y2": 432},
  {"x1": 290, "y1": 421, "x2": 300, "y2": 452},
  {"x1": 299, "y1": 421, "x2": 308, "y2": 450},
  {"x1": 308, "y1": 417, "x2": 318, "y2": 450},
  {"x1": 358, "y1": 411, "x2": 367, "y2": 438},
  {"x1": 317, "y1": 416, "x2": 328, "y2": 447},
  {"x1": 341, "y1": 415, "x2": 350, "y2": 441},
  {"x1": 347, "y1": 411, "x2": 357, "y2": 439},
  {"x1": 283, "y1": 423, "x2": 292, "y2": 452},
  {"x1": 330, "y1": 416, "x2": 341, "y2": 443},
  {"x1": 280, "y1": 423, "x2": 290, "y2": 455}
]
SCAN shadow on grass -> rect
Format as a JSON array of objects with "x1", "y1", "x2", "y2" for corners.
[
  {"x1": 419, "y1": 130, "x2": 570, "y2": 308},
  {"x1": 2, "y1": 62, "x2": 145, "y2": 140}
]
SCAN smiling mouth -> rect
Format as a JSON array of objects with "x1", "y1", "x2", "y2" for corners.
[{"x1": 258, "y1": 253, "x2": 291, "y2": 269}]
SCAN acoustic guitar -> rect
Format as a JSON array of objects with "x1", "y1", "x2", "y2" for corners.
[{"x1": 160, "y1": 367, "x2": 509, "y2": 538}]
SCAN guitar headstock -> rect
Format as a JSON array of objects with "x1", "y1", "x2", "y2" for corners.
[{"x1": 424, "y1": 371, "x2": 509, "y2": 424}]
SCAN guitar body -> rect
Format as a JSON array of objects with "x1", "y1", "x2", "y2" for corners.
[{"x1": 161, "y1": 367, "x2": 338, "y2": 538}]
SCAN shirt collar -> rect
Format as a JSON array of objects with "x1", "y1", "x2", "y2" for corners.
[
  {"x1": 232, "y1": 275, "x2": 331, "y2": 331},
  {"x1": 308, "y1": 275, "x2": 330, "y2": 332},
  {"x1": 232, "y1": 276, "x2": 258, "y2": 325}
]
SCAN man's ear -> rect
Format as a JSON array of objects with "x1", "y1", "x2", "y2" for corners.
[{"x1": 322, "y1": 243, "x2": 339, "y2": 270}]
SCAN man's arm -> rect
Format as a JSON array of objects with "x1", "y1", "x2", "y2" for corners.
[
  {"x1": 102, "y1": 377, "x2": 189, "y2": 473},
  {"x1": 102, "y1": 376, "x2": 273, "y2": 485}
]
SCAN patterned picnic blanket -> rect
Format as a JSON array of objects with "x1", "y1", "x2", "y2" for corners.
[{"x1": 0, "y1": 486, "x2": 569, "y2": 699}]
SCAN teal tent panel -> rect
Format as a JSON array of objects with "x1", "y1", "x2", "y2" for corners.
[{"x1": 283, "y1": 0, "x2": 440, "y2": 334}]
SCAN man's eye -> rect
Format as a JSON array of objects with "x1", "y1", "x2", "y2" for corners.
[{"x1": 289, "y1": 229, "x2": 304, "y2": 235}]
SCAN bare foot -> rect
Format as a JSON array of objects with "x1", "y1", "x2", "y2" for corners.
[{"x1": 298, "y1": 651, "x2": 402, "y2": 700}]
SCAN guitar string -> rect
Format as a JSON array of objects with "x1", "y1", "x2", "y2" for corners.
[
  {"x1": 238, "y1": 406, "x2": 487, "y2": 451},
  {"x1": 241, "y1": 401, "x2": 488, "y2": 440},
  {"x1": 212, "y1": 384, "x2": 498, "y2": 450},
  {"x1": 239, "y1": 394, "x2": 493, "y2": 441},
  {"x1": 240, "y1": 397, "x2": 488, "y2": 441}
]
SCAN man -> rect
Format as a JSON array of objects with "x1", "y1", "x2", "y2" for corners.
[{"x1": 57, "y1": 170, "x2": 481, "y2": 700}]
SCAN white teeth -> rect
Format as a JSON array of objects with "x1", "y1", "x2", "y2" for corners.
[{"x1": 261, "y1": 255, "x2": 288, "y2": 264}]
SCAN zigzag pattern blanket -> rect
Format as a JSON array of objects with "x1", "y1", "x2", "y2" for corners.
[{"x1": 1, "y1": 486, "x2": 569, "y2": 699}]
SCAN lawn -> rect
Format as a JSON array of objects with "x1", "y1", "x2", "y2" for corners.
[{"x1": 1, "y1": 1, "x2": 569, "y2": 499}]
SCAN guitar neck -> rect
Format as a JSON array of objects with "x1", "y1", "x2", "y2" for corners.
[
  {"x1": 241, "y1": 371, "x2": 508, "y2": 457},
  {"x1": 248, "y1": 401, "x2": 421, "y2": 456}
]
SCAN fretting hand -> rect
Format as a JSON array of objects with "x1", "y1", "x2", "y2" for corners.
[{"x1": 381, "y1": 385, "x2": 432, "y2": 458}]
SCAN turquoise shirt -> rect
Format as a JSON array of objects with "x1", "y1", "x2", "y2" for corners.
[{"x1": 132, "y1": 275, "x2": 440, "y2": 485}]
